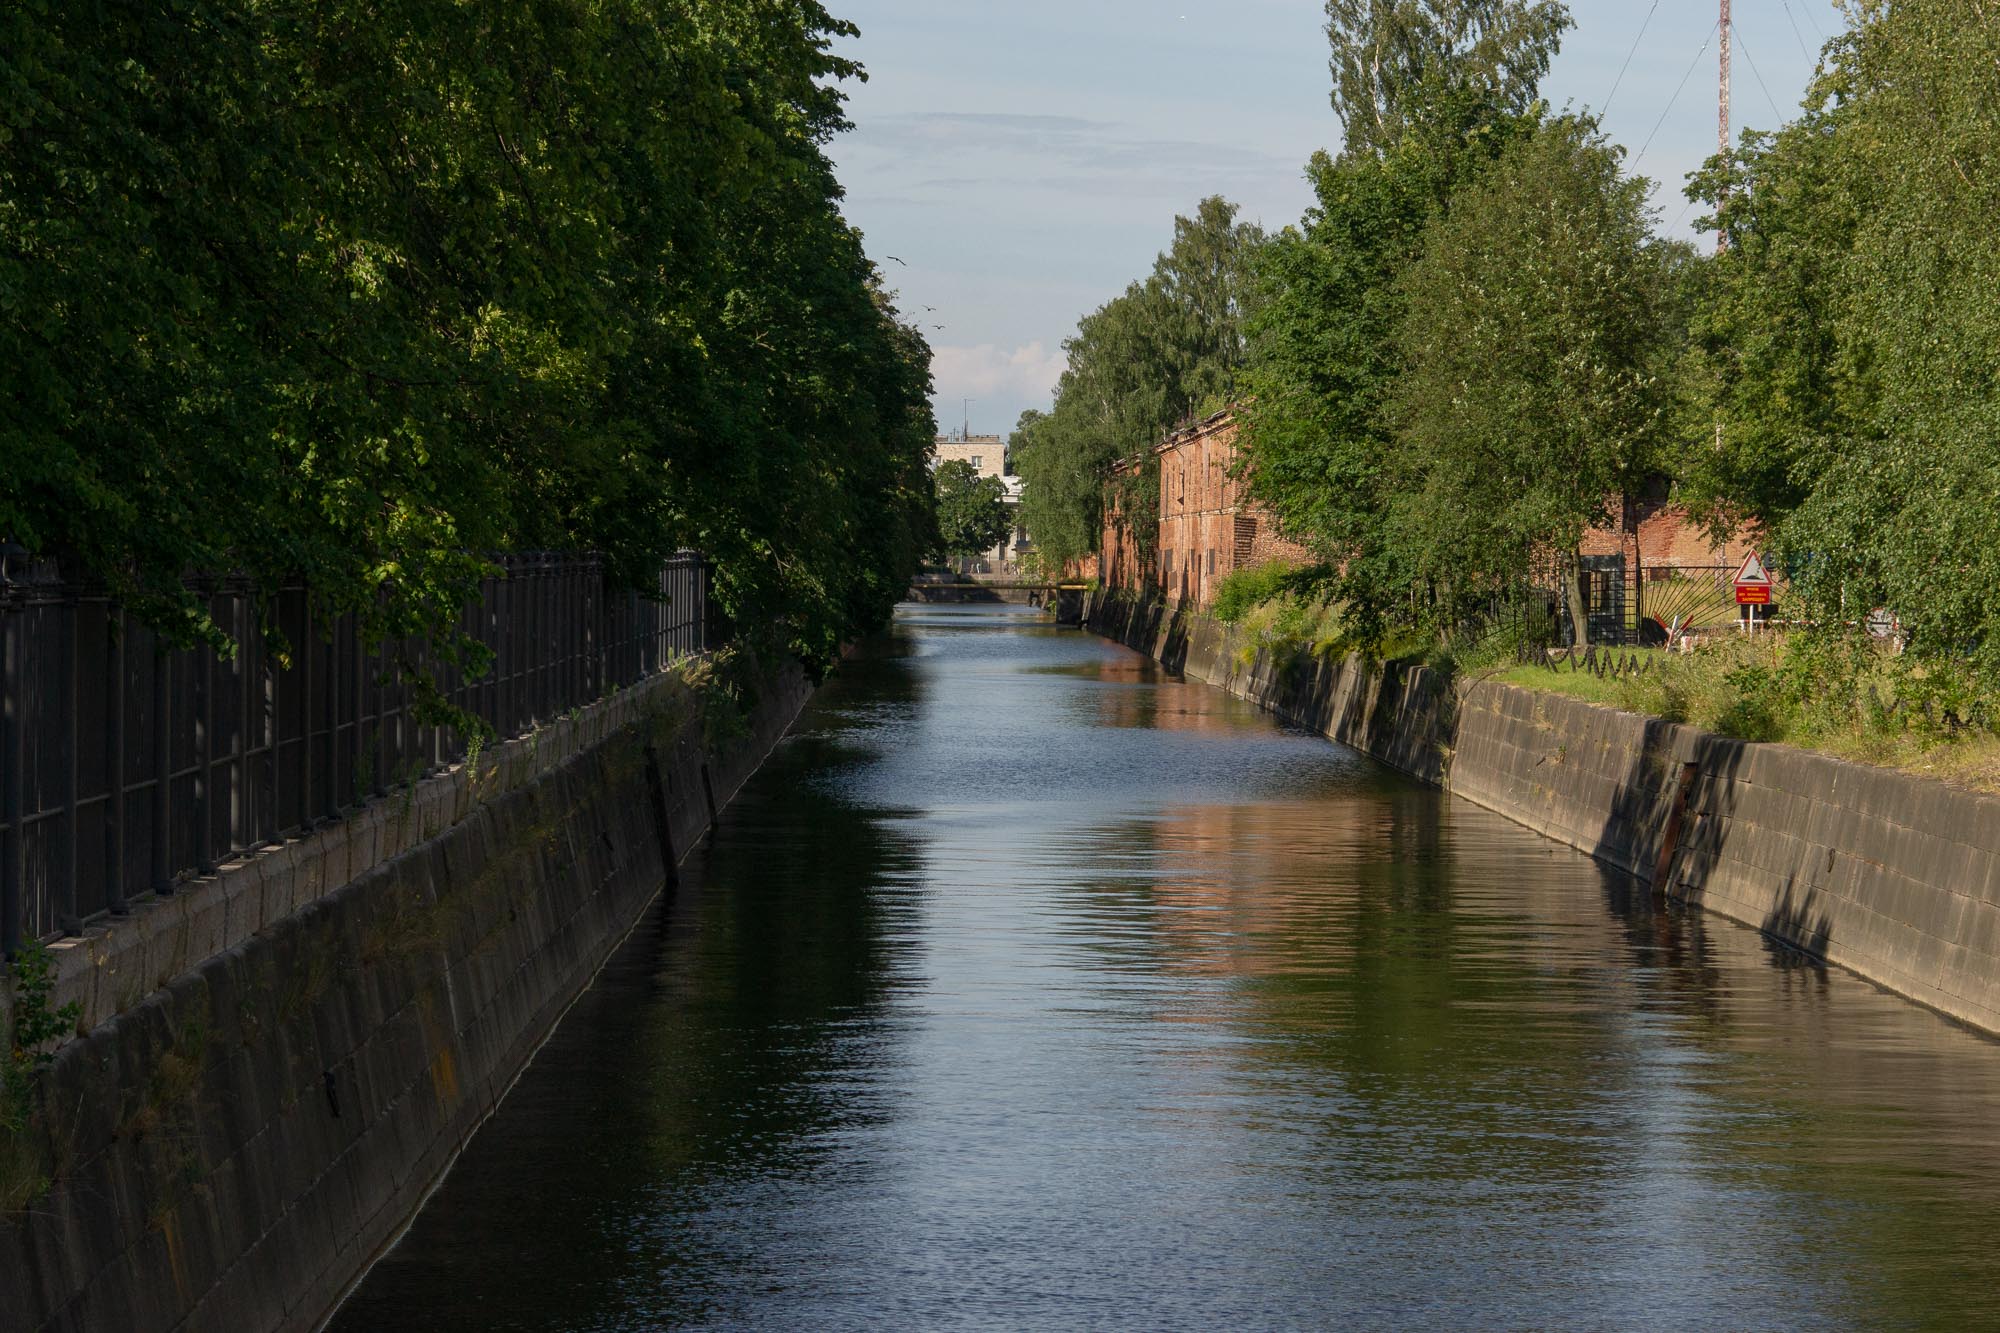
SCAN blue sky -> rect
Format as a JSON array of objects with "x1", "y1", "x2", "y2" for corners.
[{"x1": 825, "y1": 1, "x2": 1837, "y2": 438}]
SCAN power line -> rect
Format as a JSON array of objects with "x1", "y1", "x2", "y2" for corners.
[
  {"x1": 1668, "y1": 191, "x2": 1701, "y2": 236},
  {"x1": 1734, "y1": 24, "x2": 1788, "y2": 125},
  {"x1": 1637, "y1": 19, "x2": 1721, "y2": 164},
  {"x1": 1602, "y1": 0, "x2": 1662, "y2": 116},
  {"x1": 1777, "y1": 0, "x2": 1816, "y2": 61},
  {"x1": 1795, "y1": 0, "x2": 1827, "y2": 41}
]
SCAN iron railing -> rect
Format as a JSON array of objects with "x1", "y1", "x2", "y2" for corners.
[{"x1": 0, "y1": 552, "x2": 712, "y2": 954}]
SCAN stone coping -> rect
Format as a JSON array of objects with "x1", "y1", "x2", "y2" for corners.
[{"x1": 19, "y1": 669, "x2": 695, "y2": 1045}]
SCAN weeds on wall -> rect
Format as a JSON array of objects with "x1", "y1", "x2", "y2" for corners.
[
  {"x1": 2, "y1": 942, "x2": 82, "y2": 1212},
  {"x1": 1209, "y1": 563, "x2": 2000, "y2": 792},
  {"x1": 1212, "y1": 562, "x2": 1351, "y2": 667},
  {"x1": 685, "y1": 648, "x2": 756, "y2": 750}
]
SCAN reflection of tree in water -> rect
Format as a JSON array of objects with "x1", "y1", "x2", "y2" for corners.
[
  {"x1": 640, "y1": 740, "x2": 926, "y2": 1153},
  {"x1": 342, "y1": 606, "x2": 2000, "y2": 1330},
  {"x1": 1147, "y1": 789, "x2": 1647, "y2": 1177},
  {"x1": 595, "y1": 706, "x2": 933, "y2": 1317},
  {"x1": 334, "y1": 657, "x2": 932, "y2": 1332}
]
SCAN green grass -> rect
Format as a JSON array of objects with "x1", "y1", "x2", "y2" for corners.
[
  {"x1": 1493, "y1": 636, "x2": 2000, "y2": 795},
  {"x1": 1206, "y1": 578, "x2": 2000, "y2": 795}
]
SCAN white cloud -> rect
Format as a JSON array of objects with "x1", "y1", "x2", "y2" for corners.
[{"x1": 929, "y1": 341, "x2": 1066, "y2": 428}]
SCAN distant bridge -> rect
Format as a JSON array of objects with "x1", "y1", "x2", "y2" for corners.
[{"x1": 905, "y1": 580, "x2": 1088, "y2": 623}]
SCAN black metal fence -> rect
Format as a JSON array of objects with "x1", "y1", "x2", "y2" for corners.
[{"x1": 0, "y1": 552, "x2": 712, "y2": 955}]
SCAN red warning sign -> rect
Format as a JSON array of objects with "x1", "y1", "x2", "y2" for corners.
[{"x1": 1734, "y1": 553, "x2": 1773, "y2": 606}]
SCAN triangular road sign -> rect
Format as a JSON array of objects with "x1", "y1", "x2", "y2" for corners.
[{"x1": 1734, "y1": 552, "x2": 1773, "y2": 587}]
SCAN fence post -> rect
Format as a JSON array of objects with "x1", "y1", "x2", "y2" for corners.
[
  {"x1": 151, "y1": 632, "x2": 173, "y2": 896},
  {"x1": 301, "y1": 601, "x2": 317, "y2": 827},
  {"x1": 325, "y1": 611, "x2": 343, "y2": 822},
  {"x1": 370, "y1": 627, "x2": 387, "y2": 799},
  {"x1": 1, "y1": 553, "x2": 24, "y2": 958},
  {"x1": 105, "y1": 605, "x2": 127, "y2": 915},
  {"x1": 534, "y1": 554, "x2": 548, "y2": 723},
  {"x1": 235, "y1": 588, "x2": 251, "y2": 853},
  {"x1": 351, "y1": 612, "x2": 366, "y2": 807},
  {"x1": 572, "y1": 556, "x2": 584, "y2": 707},
  {"x1": 508, "y1": 560, "x2": 521, "y2": 734},
  {"x1": 264, "y1": 598, "x2": 281, "y2": 846},
  {"x1": 194, "y1": 589, "x2": 217, "y2": 876},
  {"x1": 58, "y1": 582, "x2": 80, "y2": 934}
]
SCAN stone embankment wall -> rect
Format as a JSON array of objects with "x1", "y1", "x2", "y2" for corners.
[
  {"x1": 1092, "y1": 594, "x2": 2000, "y2": 1037},
  {"x1": 1, "y1": 660, "x2": 812, "y2": 1332}
]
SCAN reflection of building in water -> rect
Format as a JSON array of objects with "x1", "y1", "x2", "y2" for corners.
[
  {"x1": 1140, "y1": 797, "x2": 1405, "y2": 984},
  {"x1": 1089, "y1": 670, "x2": 1261, "y2": 734}
]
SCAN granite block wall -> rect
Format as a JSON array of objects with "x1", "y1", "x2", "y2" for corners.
[
  {"x1": 1092, "y1": 592, "x2": 2000, "y2": 1037},
  {"x1": 0, "y1": 660, "x2": 811, "y2": 1332}
]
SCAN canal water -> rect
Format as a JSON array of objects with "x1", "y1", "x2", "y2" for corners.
[{"x1": 337, "y1": 604, "x2": 2000, "y2": 1330}]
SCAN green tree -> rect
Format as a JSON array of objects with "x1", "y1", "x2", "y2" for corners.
[
  {"x1": 1240, "y1": 0, "x2": 1567, "y2": 640},
  {"x1": 0, "y1": 0, "x2": 935, "y2": 685},
  {"x1": 1679, "y1": 0, "x2": 2000, "y2": 685},
  {"x1": 933, "y1": 460, "x2": 1011, "y2": 560},
  {"x1": 1011, "y1": 197, "x2": 1262, "y2": 574},
  {"x1": 1324, "y1": 0, "x2": 1570, "y2": 157},
  {"x1": 1390, "y1": 116, "x2": 1677, "y2": 644}
]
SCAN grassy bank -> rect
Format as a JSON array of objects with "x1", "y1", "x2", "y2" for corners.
[
  {"x1": 1206, "y1": 566, "x2": 2000, "y2": 796},
  {"x1": 1480, "y1": 638, "x2": 2000, "y2": 795}
]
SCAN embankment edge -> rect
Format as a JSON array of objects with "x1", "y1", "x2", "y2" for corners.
[
  {"x1": 1092, "y1": 593, "x2": 2000, "y2": 1038},
  {"x1": 2, "y1": 660, "x2": 814, "y2": 1333}
]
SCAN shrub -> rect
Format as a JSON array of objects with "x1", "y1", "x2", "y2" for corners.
[{"x1": 1211, "y1": 561, "x2": 1301, "y2": 623}]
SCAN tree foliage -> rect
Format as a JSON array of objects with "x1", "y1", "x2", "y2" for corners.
[
  {"x1": 933, "y1": 460, "x2": 1011, "y2": 559},
  {"x1": 1679, "y1": 0, "x2": 2000, "y2": 681},
  {"x1": 1324, "y1": 0, "x2": 1570, "y2": 157},
  {"x1": 0, "y1": 0, "x2": 935, "y2": 675},
  {"x1": 1390, "y1": 116, "x2": 1678, "y2": 638},
  {"x1": 1241, "y1": 0, "x2": 1567, "y2": 637},
  {"x1": 1011, "y1": 196, "x2": 1262, "y2": 573}
]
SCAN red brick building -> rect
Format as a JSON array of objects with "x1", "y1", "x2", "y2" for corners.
[
  {"x1": 1093, "y1": 407, "x2": 1760, "y2": 635},
  {"x1": 1575, "y1": 489, "x2": 1766, "y2": 640},
  {"x1": 1096, "y1": 410, "x2": 1312, "y2": 606}
]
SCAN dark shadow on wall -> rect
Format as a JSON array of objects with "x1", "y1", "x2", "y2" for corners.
[
  {"x1": 1549, "y1": 689, "x2": 1839, "y2": 973},
  {"x1": 1088, "y1": 590, "x2": 1191, "y2": 676}
]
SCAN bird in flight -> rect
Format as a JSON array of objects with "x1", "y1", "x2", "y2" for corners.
[{"x1": 885, "y1": 255, "x2": 908, "y2": 265}]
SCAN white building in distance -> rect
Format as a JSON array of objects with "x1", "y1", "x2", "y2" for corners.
[{"x1": 933, "y1": 433, "x2": 1031, "y2": 574}]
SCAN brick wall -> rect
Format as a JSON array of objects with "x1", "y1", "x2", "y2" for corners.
[
  {"x1": 1154, "y1": 411, "x2": 1311, "y2": 607},
  {"x1": 1094, "y1": 408, "x2": 1312, "y2": 603},
  {"x1": 1097, "y1": 473, "x2": 1143, "y2": 592},
  {"x1": 1579, "y1": 497, "x2": 1761, "y2": 570}
]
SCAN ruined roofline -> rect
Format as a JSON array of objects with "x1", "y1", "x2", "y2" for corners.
[
  {"x1": 1154, "y1": 405, "x2": 1239, "y2": 454},
  {"x1": 1104, "y1": 405, "x2": 1243, "y2": 479}
]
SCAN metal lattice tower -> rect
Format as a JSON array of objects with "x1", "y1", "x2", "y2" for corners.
[{"x1": 1717, "y1": 0, "x2": 1732, "y2": 252}]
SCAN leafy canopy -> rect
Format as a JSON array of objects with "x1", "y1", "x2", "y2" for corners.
[
  {"x1": 0, "y1": 0, "x2": 936, "y2": 678},
  {"x1": 1241, "y1": 0, "x2": 1570, "y2": 636},
  {"x1": 1011, "y1": 197, "x2": 1263, "y2": 574},
  {"x1": 933, "y1": 460, "x2": 1012, "y2": 559},
  {"x1": 1389, "y1": 115, "x2": 1678, "y2": 614},
  {"x1": 1325, "y1": 0, "x2": 1570, "y2": 157},
  {"x1": 1677, "y1": 0, "x2": 2000, "y2": 681}
]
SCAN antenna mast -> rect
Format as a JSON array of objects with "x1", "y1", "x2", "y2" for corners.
[{"x1": 1717, "y1": 0, "x2": 1732, "y2": 253}]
